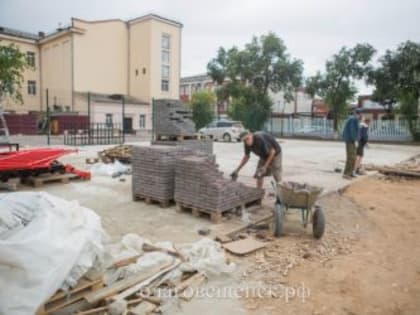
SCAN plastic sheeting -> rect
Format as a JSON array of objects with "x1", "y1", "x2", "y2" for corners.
[
  {"x1": 0, "y1": 192, "x2": 105, "y2": 315},
  {"x1": 104, "y1": 235, "x2": 235, "y2": 286},
  {"x1": 90, "y1": 160, "x2": 131, "y2": 177}
]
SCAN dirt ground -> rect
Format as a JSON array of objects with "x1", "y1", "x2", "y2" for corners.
[{"x1": 240, "y1": 176, "x2": 420, "y2": 315}]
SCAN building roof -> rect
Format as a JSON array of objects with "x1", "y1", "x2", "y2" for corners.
[
  {"x1": 0, "y1": 12, "x2": 182, "y2": 44},
  {"x1": 0, "y1": 26, "x2": 39, "y2": 41},
  {"x1": 74, "y1": 92, "x2": 149, "y2": 105},
  {"x1": 181, "y1": 74, "x2": 213, "y2": 84},
  {"x1": 128, "y1": 13, "x2": 183, "y2": 27}
]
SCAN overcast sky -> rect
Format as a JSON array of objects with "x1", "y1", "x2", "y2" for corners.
[{"x1": 1, "y1": 0, "x2": 419, "y2": 93}]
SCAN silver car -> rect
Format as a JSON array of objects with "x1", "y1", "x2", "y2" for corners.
[{"x1": 199, "y1": 119, "x2": 245, "y2": 142}]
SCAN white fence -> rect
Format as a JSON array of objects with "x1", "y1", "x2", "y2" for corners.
[{"x1": 265, "y1": 117, "x2": 415, "y2": 142}]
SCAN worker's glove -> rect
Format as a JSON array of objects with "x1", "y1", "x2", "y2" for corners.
[{"x1": 230, "y1": 170, "x2": 239, "y2": 181}]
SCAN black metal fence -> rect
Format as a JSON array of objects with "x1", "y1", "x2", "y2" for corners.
[{"x1": 64, "y1": 123, "x2": 124, "y2": 146}]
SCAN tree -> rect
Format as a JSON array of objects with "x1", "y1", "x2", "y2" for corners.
[
  {"x1": 0, "y1": 44, "x2": 29, "y2": 105},
  {"x1": 189, "y1": 90, "x2": 215, "y2": 130},
  {"x1": 368, "y1": 41, "x2": 420, "y2": 139},
  {"x1": 207, "y1": 32, "x2": 303, "y2": 130},
  {"x1": 306, "y1": 44, "x2": 376, "y2": 132},
  {"x1": 228, "y1": 86, "x2": 272, "y2": 131}
]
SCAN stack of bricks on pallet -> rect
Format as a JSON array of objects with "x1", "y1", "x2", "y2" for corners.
[
  {"x1": 132, "y1": 145, "x2": 212, "y2": 203},
  {"x1": 152, "y1": 139, "x2": 213, "y2": 155},
  {"x1": 175, "y1": 156, "x2": 264, "y2": 213},
  {"x1": 154, "y1": 99, "x2": 196, "y2": 136}
]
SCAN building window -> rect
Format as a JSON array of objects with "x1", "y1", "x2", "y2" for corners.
[
  {"x1": 139, "y1": 114, "x2": 146, "y2": 129},
  {"x1": 161, "y1": 65, "x2": 170, "y2": 79},
  {"x1": 105, "y1": 113, "x2": 113, "y2": 127},
  {"x1": 161, "y1": 80, "x2": 169, "y2": 91},
  {"x1": 161, "y1": 33, "x2": 170, "y2": 92},
  {"x1": 161, "y1": 51, "x2": 169, "y2": 64},
  {"x1": 27, "y1": 80, "x2": 36, "y2": 95},
  {"x1": 161, "y1": 34, "x2": 170, "y2": 50},
  {"x1": 26, "y1": 52, "x2": 35, "y2": 67}
]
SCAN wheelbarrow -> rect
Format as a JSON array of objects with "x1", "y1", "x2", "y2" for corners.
[{"x1": 272, "y1": 181, "x2": 325, "y2": 239}]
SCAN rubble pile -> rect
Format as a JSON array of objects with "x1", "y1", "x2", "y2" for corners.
[
  {"x1": 242, "y1": 229, "x2": 355, "y2": 283},
  {"x1": 99, "y1": 144, "x2": 133, "y2": 164}
]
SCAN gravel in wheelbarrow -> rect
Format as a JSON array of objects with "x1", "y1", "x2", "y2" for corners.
[{"x1": 277, "y1": 181, "x2": 323, "y2": 209}]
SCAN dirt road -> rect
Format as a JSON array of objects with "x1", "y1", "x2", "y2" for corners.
[{"x1": 241, "y1": 176, "x2": 420, "y2": 315}]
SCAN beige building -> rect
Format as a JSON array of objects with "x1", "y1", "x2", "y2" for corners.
[{"x1": 0, "y1": 13, "x2": 182, "y2": 132}]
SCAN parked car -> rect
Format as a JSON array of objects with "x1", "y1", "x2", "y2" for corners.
[{"x1": 199, "y1": 119, "x2": 245, "y2": 142}]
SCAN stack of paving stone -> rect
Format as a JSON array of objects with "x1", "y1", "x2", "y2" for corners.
[
  {"x1": 175, "y1": 156, "x2": 264, "y2": 213},
  {"x1": 132, "y1": 145, "x2": 212, "y2": 204},
  {"x1": 152, "y1": 139, "x2": 213, "y2": 155},
  {"x1": 132, "y1": 145, "x2": 191, "y2": 203},
  {"x1": 154, "y1": 99, "x2": 196, "y2": 136}
]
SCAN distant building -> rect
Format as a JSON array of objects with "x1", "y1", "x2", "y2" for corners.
[
  {"x1": 179, "y1": 74, "x2": 229, "y2": 114},
  {"x1": 180, "y1": 74, "x2": 317, "y2": 117},
  {"x1": 269, "y1": 87, "x2": 314, "y2": 117},
  {"x1": 0, "y1": 13, "x2": 183, "y2": 133},
  {"x1": 357, "y1": 95, "x2": 391, "y2": 120}
]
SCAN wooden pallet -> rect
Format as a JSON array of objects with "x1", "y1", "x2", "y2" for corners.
[
  {"x1": 156, "y1": 134, "x2": 212, "y2": 141},
  {"x1": 133, "y1": 193, "x2": 172, "y2": 208},
  {"x1": 0, "y1": 178, "x2": 20, "y2": 191},
  {"x1": 36, "y1": 276, "x2": 103, "y2": 315},
  {"x1": 25, "y1": 173, "x2": 86, "y2": 187},
  {"x1": 175, "y1": 198, "x2": 262, "y2": 223}
]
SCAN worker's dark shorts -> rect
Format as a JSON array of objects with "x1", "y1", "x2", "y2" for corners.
[
  {"x1": 357, "y1": 142, "x2": 366, "y2": 157},
  {"x1": 256, "y1": 152, "x2": 282, "y2": 183}
]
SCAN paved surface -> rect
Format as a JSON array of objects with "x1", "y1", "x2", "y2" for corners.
[
  {"x1": 215, "y1": 139, "x2": 420, "y2": 195},
  {"x1": 1, "y1": 137, "x2": 418, "y2": 315}
]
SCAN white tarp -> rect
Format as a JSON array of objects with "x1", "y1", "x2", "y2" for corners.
[
  {"x1": 90, "y1": 160, "x2": 130, "y2": 177},
  {"x1": 104, "y1": 235, "x2": 235, "y2": 286},
  {"x1": 0, "y1": 192, "x2": 105, "y2": 315}
]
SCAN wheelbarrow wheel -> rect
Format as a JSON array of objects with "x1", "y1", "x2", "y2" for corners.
[
  {"x1": 312, "y1": 206, "x2": 325, "y2": 239},
  {"x1": 274, "y1": 201, "x2": 284, "y2": 237}
]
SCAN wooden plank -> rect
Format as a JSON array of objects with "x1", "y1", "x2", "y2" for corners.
[
  {"x1": 378, "y1": 167, "x2": 420, "y2": 178},
  {"x1": 215, "y1": 234, "x2": 232, "y2": 244},
  {"x1": 128, "y1": 301, "x2": 156, "y2": 315},
  {"x1": 223, "y1": 238, "x2": 266, "y2": 256},
  {"x1": 76, "y1": 298, "x2": 144, "y2": 315},
  {"x1": 47, "y1": 278, "x2": 102, "y2": 304},
  {"x1": 179, "y1": 273, "x2": 207, "y2": 301},
  {"x1": 177, "y1": 273, "x2": 207, "y2": 301},
  {"x1": 225, "y1": 214, "x2": 274, "y2": 238},
  {"x1": 84, "y1": 261, "x2": 172, "y2": 304},
  {"x1": 111, "y1": 255, "x2": 142, "y2": 269},
  {"x1": 142, "y1": 243, "x2": 188, "y2": 262},
  {"x1": 111, "y1": 260, "x2": 180, "y2": 301}
]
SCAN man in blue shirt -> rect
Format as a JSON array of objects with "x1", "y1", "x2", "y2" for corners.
[
  {"x1": 355, "y1": 118, "x2": 370, "y2": 175},
  {"x1": 342, "y1": 109, "x2": 362, "y2": 179}
]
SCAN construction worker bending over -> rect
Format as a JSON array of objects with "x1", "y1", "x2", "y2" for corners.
[{"x1": 231, "y1": 131, "x2": 282, "y2": 189}]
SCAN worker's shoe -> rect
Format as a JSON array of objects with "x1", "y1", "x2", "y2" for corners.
[
  {"x1": 342, "y1": 174, "x2": 353, "y2": 180},
  {"x1": 356, "y1": 169, "x2": 366, "y2": 175},
  {"x1": 351, "y1": 171, "x2": 358, "y2": 177}
]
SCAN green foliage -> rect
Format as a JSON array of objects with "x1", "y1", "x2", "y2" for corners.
[
  {"x1": 306, "y1": 44, "x2": 376, "y2": 131},
  {"x1": 189, "y1": 90, "x2": 215, "y2": 130},
  {"x1": 228, "y1": 86, "x2": 272, "y2": 131},
  {"x1": 0, "y1": 44, "x2": 29, "y2": 104},
  {"x1": 207, "y1": 32, "x2": 302, "y2": 130},
  {"x1": 368, "y1": 41, "x2": 420, "y2": 138}
]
